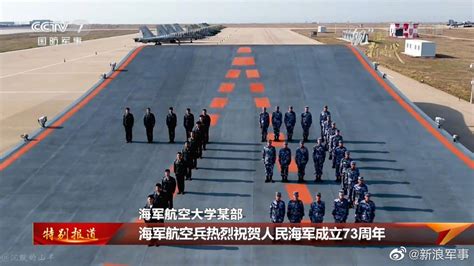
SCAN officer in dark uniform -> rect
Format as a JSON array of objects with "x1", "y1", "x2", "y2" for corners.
[
  {"x1": 278, "y1": 141, "x2": 292, "y2": 182},
  {"x1": 153, "y1": 183, "x2": 169, "y2": 212},
  {"x1": 161, "y1": 169, "x2": 176, "y2": 209},
  {"x1": 262, "y1": 140, "x2": 276, "y2": 183},
  {"x1": 174, "y1": 152, "x2": 187, "y2": 194},
  {"x1": 333, "y1": 141, "x2": 347, "y2": 182},
  {"x1": 166, "y1": 107, "x2": 177, "y2": 143},
  {"x1": 312, "y1": 137, "x2": 326, "y2": 182},
  {"x1": 259, "y1": 107, "x2": 270, "y2": 142},
  {"x1": 198, "y1": 116, "x2": 208, "y2": 150},
  {"x1": 271, "y1": 106, "x2": 283, "y2": 141},
  {"x1": 200, "y1": 109, "x2": 211, "y2": 149},
  {"x1": 183, "y1": 108, "x2": 194, "y2": 140},
  {"x1": 352, "y1": 176, "x2": 369, "y2": 207},
  {"x1": 332, "y1": 190, "x2": 350, "y2": 223},
  {"x1": 143, "y1": 194, "x2": 160, "y2": 246},
  {"x1": 343, "y1": 161, "x2": 360, "y2": 200},
  {"x1": 189, "y1": 132, "x2": 199, "y2": 169},
  {"x1": 287, "y1": 191, "x2": 304, "y2": 223},
  {"x1": 329, "y1": 129, "x2": 343, "y2": 160},
  {"x1": 143, "y1": 107, "x2": 156, "y2": 143},
  {"x1": 284, "y1": 106, "x2": 296, "y2": 141},
  {"x1": 326, "y1": 122, "x2": 338, "y2": 151},
  {"x1": 192, "y1": 121, "x2": 203, "y2": 159},
  {"x1": 269, "y1": 192, "x2": 286, "y2": 223},
  {"x1": 319, "y1": 106, "x2": 331, "y2": 139},
  {"x1": 301, "y1": 106, "x2": 312, "y2": 142},
  {"x1": 295, "y1": 140, "x2": 309, "y2": 183},
  {"x1": 322, "y1": 115, "x2": 332, "y2": 144},
  {"x1": 355, "y1": 193, "x2": 376, "y2": 223},
  {"x1": 309, "y1": 192, "x2": 325, "y2": 223},
  {"x1": 123, "y1": 107, "x2": 134, "y2": 143},
  {"x1": 182, "y1": 141, "x2": 193, "y2": 180},
  {"x1": 339, "y1": 151, "x2": 352, "y2": 181},
  {"x1": 143, "y1": 195, "x2": 158, "y2": 223}
]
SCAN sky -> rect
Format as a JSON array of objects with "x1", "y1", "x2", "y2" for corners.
[{"x1": 0, "y1": 0, "x2": 472, "y2": 24}]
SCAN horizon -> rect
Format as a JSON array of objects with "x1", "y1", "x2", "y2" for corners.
[{"x1": 1, "y1": 0, "x2": 472, "y2": 24}]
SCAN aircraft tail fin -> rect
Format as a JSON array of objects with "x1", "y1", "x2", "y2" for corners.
[
  {"x1": 157, "y1": 25, "x2": 169, "y2": 36},
  {"x1": 139, "y1": 26, "x2": 155, "y2": 38},
  {"x1": 173, "y1": 24, "x2": 184, "y2": 32},
  {"x1": 164, "y1": 24, "x2": 177, "y2": 34}
]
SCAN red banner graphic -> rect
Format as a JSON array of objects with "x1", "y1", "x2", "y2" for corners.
[{"x1": 33, "y1": 222, "x2": 474, "y2": 246}]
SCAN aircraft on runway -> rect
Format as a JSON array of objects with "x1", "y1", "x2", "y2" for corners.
[{"x1": 134, "y1": 23, "x2": 223, "y2": 45}]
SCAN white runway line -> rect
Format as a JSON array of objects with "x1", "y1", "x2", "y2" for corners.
[
  {"x1": 0, "y1": 47, "x2": 128, "y2": 79},
  {"x1": 0, "y1": 91, "x2": 85, "y2": 94}
]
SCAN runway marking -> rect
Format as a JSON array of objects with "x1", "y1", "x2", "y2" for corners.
[
  {"x1": 347, "y1": 44, "x2": 474, "y2": 169},
  {"x1": 250, "y1": 82, "x2": 265, "y2": 93},
  {"x1": 245, "y1": 69, "x2": 260, "y2": 79},
  {"x1": 0, "y1": 91, "x2": 85, "y2": 94},
  {"x1": 0, "y1": 47, "x2": 130, "y2": 79},
  {"x1": 209, "y1": 97, "x2": 228, "y2": 109},
  {"x1": 225, "y1": 69, "x2": 241, "y2": 79},
  {"x1": 232, "y1": 57, "x2": 255, "y2": 66},
  {"x1": 266, "y1": 133, "x2": 286, "y2": 147},
  {"x1": 254, "y1": 97, "x2": 270, "y2": 108},
  {"x1": 237, "y1": 47, "x2": 252, "y2": 54},
  {"x1": 209, "y1": 114, "x2": 220, "y2": 126},
  {"x1": 285, "y1": 184, "x2": 312, "y2": 204},
  {"x1": 218, "y1": 82, "x2": 235, "y2": 93},
  {"x1": 0, "y1": 46, "x2": 145, "y2": 171}
]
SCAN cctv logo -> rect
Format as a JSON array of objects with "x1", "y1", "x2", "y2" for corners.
[{"x1": 31, "y1": 21, "x2": 70, "y2": 33}]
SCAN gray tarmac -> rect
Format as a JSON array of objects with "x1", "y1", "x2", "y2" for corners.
[{"x1": 0, "y1": 45, "x2": 473, "y2": 266}]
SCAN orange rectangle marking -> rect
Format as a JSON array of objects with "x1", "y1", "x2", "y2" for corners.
[
  {"x1": 225, "y1": 69, "x2": 241, "y2": 79},
  {"x1": 237, "y1": 47, "x2": 252, "y2": 53},
  {"x1": 285, "y1": 184, "x2": 313, "y2": 204},
  {"x1": 210, "y1": 97, "x2": 228, "y2": 109},
  {"x1": 250, "y1": 83, "x2": 265, "y2": 93},
  {"x1": 218, "y1": 83, "x2": 235, "y2": 93},
  {"x1": 267, "y1": 133, "x2": 286, "y2": 147},
  {"x1": 209, "y1": 114, "x2": 220, "y2": 126},
  {"x1": 245, "y1": 69, "x2": 260, "y2": 79},
  {"x1": 289, "y1": 158, "x2": 298, "y2": 173},
  {"x1": 254, "y1": 97, "x2": 270, "y2": 108},
  {"x1": 232, "y1": 57, "x2": 255, "y2": 66}
]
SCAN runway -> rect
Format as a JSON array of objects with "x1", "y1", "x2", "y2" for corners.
[{"x1": 0, "y1": 45, "x2": 472, "y2": 265}]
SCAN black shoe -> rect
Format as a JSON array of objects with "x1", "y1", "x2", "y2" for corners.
[
  {"x1": 182, "y1": 192, "x2": 185, "y2": 195},
  {"x1": 271, "y1": 179, "x2": 275, "y2": 183}
]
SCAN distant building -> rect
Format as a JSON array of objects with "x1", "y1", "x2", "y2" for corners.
[
  {"x1": 404, "y1": 39, "x2": 436, "y2": 57},
  {"x1": 0, "y1": 21, "x2": 15, "y2": 26},
  {"x1": 317, "y1": 26, "x2": 326, "y2": 33},
  {"x1": 389, "y1": 23, "x2": 419, "y2": 38}
]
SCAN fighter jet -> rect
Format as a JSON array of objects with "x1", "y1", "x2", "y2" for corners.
[
  {"x1": 133, "y1": 26, "x2": 178, "y2": 45},
  {"x1": 134, "y1": 24, "x2": 224, "y2": 45}
]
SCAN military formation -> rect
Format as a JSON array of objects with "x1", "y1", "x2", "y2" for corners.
[
  {"x1": 269, "y1": 190, "x2": 375, "y2": 223},
  {"x1": 266, "y1": 105, "x2": 377, "y2": 223},
  {"x1": 134, "y1": 107, "x2": 213, "y2": 232},
  {"x1": 123, "y1": 107, "x2": 211, "y2": 146}
]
